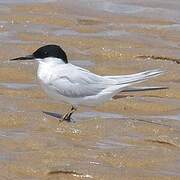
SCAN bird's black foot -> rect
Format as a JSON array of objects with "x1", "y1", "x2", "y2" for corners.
[
  {"x1": 61, "y1": 113, "x2": 72, "y2": 122},
  {"x1": 59, "y1": 106, "x2": 77, "y2": 123}
]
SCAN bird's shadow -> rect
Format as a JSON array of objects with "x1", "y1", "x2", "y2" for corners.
[{"x1": 43, "y1": 111, "x2": 63, "y2": 119}]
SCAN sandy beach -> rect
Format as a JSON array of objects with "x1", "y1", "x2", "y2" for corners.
[{"x1": 0, "y1": 0, "x2": 180, "y2": 179}]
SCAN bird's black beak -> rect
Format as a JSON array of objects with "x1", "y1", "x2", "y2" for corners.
[{"x1": 10, "y1": 54, "x2": 35, "y2": 61}]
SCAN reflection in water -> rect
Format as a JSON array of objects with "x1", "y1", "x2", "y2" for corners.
[
  {"x1": 0, "y1": 0, "x2": 57, "y2": 4},
  {"x1": 0, "y1": 82, "x2": 36, "y2": 89},
  {"x1": 93, "y1": 1, "x2": 146, "y2": 14}
]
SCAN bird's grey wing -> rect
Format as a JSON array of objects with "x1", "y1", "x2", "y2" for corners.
[{"x1": 48, "y1": 68, "x2": 107, "y2": 98}]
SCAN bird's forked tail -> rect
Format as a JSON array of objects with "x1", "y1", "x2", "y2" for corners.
[{"x1": 106, "y1": 69, "x2": 164, "y2": 85}]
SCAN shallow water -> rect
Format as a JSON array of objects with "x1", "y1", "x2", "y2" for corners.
[{"x1": 0, "y1": 0, "x2": 180, "y2": 179}]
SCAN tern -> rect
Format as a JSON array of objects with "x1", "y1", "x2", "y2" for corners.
[{"x1": 11, "y1": 44, "x2": 166, "y2": 122}]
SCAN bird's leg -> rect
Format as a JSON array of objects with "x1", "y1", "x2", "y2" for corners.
[
  {"x1": 63, "y1": 106, "x2": 77, "y2": 122},
  {"x1": 60, "y1": 106, "x2": 77, "y2": 122}
]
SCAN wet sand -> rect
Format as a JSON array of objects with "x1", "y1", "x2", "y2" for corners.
[{"x1": 0, "y1": 0, "x2": 180, "y2": 179}]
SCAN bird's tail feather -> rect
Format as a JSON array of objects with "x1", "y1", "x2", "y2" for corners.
[
  {"x1": 106, "y1": 69, "x2": 164, "y2": 85},
  {"x1": 122, "y1": 86, "x2": 168, "y2": 92}
]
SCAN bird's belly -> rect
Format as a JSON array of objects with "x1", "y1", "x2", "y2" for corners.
[{"x1": 39, "y1": 83, "x2": 109, "y2": 107}]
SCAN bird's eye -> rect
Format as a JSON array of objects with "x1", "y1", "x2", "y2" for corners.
[{"x1": 44, "y1": 51, "x2": 48, "y2": 55}]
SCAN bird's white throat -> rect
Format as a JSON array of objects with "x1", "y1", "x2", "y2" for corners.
[
  {"x1": 37, "y1": 57, "x2": 66, "y2": 83},
  {"x1": 37, "y1": 57, "x2": 66, "y2": 65}
]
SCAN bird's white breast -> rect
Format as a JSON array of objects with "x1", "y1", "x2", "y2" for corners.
[
  {"x1": 37, "y1": 57, "x2": 65, "y2": 83},
  {"x1": 37, "y1": 58, "x2": 81, "y2": 105}
]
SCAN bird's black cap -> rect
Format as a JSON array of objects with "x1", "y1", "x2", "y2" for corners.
[{"x1": 10, "y1": 44, "x2": 68, "y2": 63}]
